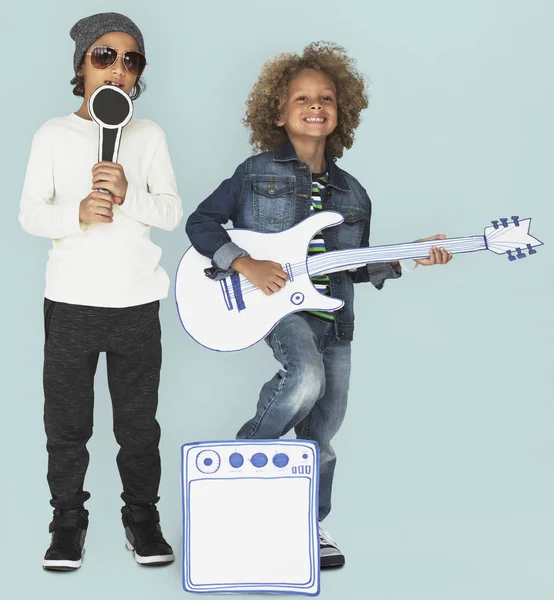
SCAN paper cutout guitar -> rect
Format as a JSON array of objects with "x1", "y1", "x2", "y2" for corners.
[
  {"x1": 87, "y1": 84, "x2": 133, "y2": 193},
  {"x1": 175, "y1": 212, "x2": 542, "y2": 353}
]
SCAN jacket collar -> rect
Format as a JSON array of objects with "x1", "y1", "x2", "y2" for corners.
[{"x1": 273, "y1": 140, "x2": 351, "y2": 192}]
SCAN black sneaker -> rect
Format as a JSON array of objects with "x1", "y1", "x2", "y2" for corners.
[
  {"x1": 42, "y1": 508, "x2": 88, "y2": 570},
  {"x1": 319, "y1": 525, "x2": 345, "y2": 568},
  {"x1": 122, "y1": 504, "x2": 174, "y2": 565}
]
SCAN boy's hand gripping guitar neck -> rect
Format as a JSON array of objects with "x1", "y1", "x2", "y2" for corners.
[
  {"x1": 87, "y1": 84, "x2": 133, "y2": 193},
  {"x1": 175, "y1": 213, "x2": 543, "y2": 352}
]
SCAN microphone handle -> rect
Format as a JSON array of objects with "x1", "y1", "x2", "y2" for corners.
[
  {"x1": 97, "y1": 127, "x2": 123, "y2": 194},
  {"x1": 101, "y1": 128, "x2": 119, "y2": 162}
]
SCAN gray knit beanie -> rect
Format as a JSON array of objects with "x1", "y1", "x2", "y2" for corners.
[{"x1": 70, "y1": 12, "x2": 145, "y2": 74}]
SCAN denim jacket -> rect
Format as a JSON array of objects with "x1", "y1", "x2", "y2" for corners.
[{"x1": 185, "y1": 141, "x2": 401, "y2": 342}]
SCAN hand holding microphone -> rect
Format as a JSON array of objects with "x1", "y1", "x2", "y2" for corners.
[
  {"x1": 91, "y1": 162, "x2": 128, "y2": 205},
  {"x1": 79, "y1": 191, "x2": 115, "y2": 224}
]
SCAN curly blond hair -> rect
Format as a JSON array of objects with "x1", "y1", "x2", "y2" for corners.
[{"x1": 243, "y1": 41, "x2": 369, "y2": 158}]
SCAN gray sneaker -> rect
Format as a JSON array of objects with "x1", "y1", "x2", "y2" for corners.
[
  {"x1": 122, "y1": 504, "x2": 174, "y2": 565},
  {"x1": 319, "y1": 525, "x2": 345, "y2": 568},
  {"x1": 42, "y1": 508, "x2": 88, "y2": 570}
]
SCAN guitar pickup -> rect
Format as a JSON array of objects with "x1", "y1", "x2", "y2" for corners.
[{"x1": 285, "y1": 263, "x2": 294, "y2": 282}]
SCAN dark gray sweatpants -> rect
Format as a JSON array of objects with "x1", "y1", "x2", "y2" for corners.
[{"x1": 43, "y1": 298, "x2": 162, "y2": 509}]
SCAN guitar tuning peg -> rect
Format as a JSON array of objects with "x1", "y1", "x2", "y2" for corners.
[
  {"x1": 511, "y1": 215, "x2": 520, "y2": 226},
  {"x1": 507, "y1": 250, "x2": 516, "y2": 261},
  {"x1": 526, "y1": 243, "x2": 537, "y2": 255},
  {"x1": 500, "y1": 218, "x2": 508, "y2": 227},
  {"x1": 516, "y1": 248, "x2": 526, "y2": 259},
  {"x1": 491, "y1": 220, "x2": 499, "y2": 229}
]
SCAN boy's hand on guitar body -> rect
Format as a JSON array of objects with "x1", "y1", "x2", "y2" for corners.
[
  {"x1": 92, "y1": 161, "x2": 128, "y2": 205},
  {"x1": 413, "y1": 234, "x2": 453, "y2": 266},
  {"x1": 231, "y1": 256, "x2": 289, "y2": 295},
  {"x1": 79, "y1": 191, "x2": 115, "y2": 224}
]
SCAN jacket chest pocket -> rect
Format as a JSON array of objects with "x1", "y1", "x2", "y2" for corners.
[
  {"x1": 252, "y1": 177, "x2": 295, "y2": 232},
  {"x1": 336, "y1": 208, "x2": 367, "y2": 249}
]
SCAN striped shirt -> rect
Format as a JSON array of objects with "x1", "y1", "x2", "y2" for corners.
[{"x1": 307, "y1": 172, "x2": 334, "y2": 321}]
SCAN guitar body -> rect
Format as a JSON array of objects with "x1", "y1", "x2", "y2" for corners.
[{"x1": 175, "y1": 211, "x2": 345, "y2": 352}]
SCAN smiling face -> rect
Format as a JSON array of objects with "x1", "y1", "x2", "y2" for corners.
[
  {"x1": 78, "y1": 31, "x2": 141, "y2": 101},
  {"x1": 275, "y1": 69, "x2": 338, "y2": 145}
]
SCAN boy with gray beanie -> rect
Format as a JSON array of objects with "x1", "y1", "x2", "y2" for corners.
[{"x1": 19, "y1": 12, "x2": 182, "y2": 570}]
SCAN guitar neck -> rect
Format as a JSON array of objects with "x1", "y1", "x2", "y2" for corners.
[{"x1": 307, "y1": 235, "x2": 486, "y2": 276}]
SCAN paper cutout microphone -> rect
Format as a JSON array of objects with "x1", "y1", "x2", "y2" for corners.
[{"x1": 87, "y1": 84, "x2": 133, "y2": 195}]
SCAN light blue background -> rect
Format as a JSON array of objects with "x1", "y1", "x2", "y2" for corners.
[{"x1": 1, "y1": 0, "x2": 553, "y2": 598}]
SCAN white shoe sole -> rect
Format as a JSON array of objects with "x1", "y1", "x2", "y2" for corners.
[
  {"x1": 42, "y1": 549, "x2": 84, "y2": 570},
  {"x1": 125, "y1": 539, "x2": 174, "y2": 565}
]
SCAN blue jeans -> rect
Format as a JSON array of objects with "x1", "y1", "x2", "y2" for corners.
[{"x1": 237, "y1": 312, "x2": 351, "y2": 521}]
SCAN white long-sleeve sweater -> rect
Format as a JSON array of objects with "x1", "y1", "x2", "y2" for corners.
[{"x1": 19, "y1": 113, "x2": 182, "y2": 308}]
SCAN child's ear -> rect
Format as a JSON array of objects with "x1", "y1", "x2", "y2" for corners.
[{"x1": 274, "y1": 116, "x2": 285, "y2": 127}]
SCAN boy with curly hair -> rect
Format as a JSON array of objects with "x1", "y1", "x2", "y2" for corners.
[{"x1": 186, "y1": 42, "x2": 451, "y2": 567}]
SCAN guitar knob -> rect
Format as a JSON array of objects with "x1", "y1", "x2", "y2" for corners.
[
  {"x1": 511, "y1": 215, "x2": 520, "y2": 226},
  {"x1": 500, "y1": 218, "x2": 508, "y2": 228},
  {"x1": 507, "y1": 250, "x2": 516, "y2": 262},
  {"x1": 290, "y1": 292, "x2": 305, "y2": 306},
  {"x1": 526, "y1": 243, "x2": 537, "y2": 255},
  {"x1": 516, "y1": 248, "x2": 526, "y2": 259},
  {"x1": 491, "y1": 220, "x2": 499, "y2": 229}
]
